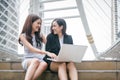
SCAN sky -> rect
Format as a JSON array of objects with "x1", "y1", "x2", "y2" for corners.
[{"x1": 18, "y1": 0, "x2": 112, "y2": 60}]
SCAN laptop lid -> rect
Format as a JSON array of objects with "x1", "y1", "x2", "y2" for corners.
[{"x1": 48, "y1": 44, "x2": 87, "y2": 63}]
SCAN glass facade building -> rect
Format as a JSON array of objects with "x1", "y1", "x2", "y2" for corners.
[
  {"x1": 117, "y1": 0, "x2": 120, "y2": 38},
  {"x1": 112, "y1": 0, "x2": 120, "y2": 41},
  {"x1": 0, "y1": 0, "x2": 19, "y2": 54}
]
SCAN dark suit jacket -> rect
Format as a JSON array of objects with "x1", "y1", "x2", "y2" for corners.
[
  {"x1": 46, "y1": 33, "x2": 73, "y2": 55},
  {"x1": 43, "y1": 33, "x2": 73, "y2": 65}
]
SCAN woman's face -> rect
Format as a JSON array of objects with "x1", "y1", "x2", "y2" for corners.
[
  {"x1": 52, "y1": 21, "x2": 63, "y2": 34},
  {"x1": 32, "y1": 19, "x2": 42, "y2": 32}
]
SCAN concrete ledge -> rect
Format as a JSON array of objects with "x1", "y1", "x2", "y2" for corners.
[
  {"x1": 1, "y1": 69, "x2": 120, "y2": 73},
  {"x1": 0, "y1": 69, "x2": 120, "y2": 80},
  {"x1": 78, "y1": 70, "x2": 120, "y2": 72},
  {"x1": 78, "y1": 72, "x2": 116, "y2": 80},
  {"x1": 0, "y1": 70, "x2": 25, "y2": 72}
]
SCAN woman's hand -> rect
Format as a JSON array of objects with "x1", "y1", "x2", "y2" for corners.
[{"x1": 46, "y1": 52, "x2": 57, "y2": 58}]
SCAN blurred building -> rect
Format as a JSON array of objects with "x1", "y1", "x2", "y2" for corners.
[
  {"x1": 112, "y1": 0, "x2": 120, "y2": 41},
  {"x1": 0, "y1": 0, "x2": 19, "y2": 59},
  {"x1": 117, "y1": 0, "x2": 120, "y2": 39},
  {"x1": 29, "y1": 0, "x2": 48, "y2": 35}
]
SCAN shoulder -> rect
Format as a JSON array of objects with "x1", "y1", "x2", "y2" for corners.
[
  {"x1": 47, "y1": 33, "x2": 57, "y2": 39},
  {"x1": 20, "y1": 33, "x2": 26, "y2": 38},
  {"x1": 47, "y1": 33, "x2": 53, "y2": 37},
  {"x1": 64, "y1": 34, "x2": 72, "y2": 39},
  {"x1": 64, "y1": 34, "x2": 73, "y2": 44}
]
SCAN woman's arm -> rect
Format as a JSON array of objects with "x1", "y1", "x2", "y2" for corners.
[
  {"x1": 20, "y1": 34, "x2": 56, "y2": 58},
  {"x1": 20, "y1": 34, "x2": 48, "y2": 54}
]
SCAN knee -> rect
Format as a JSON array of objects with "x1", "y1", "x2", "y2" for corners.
[
  {"x1": 59, "y1": 63, "x2": 66, "y2": 68},
  {"x1": 31, "y1": 58, "x2": 40, "y2": 66},
  {"x1": 40, "y1": 61, "x2": 48, "y2": 69},
  {"x1": 67, "y1": 62, "x2": 76, "y2": 69}
]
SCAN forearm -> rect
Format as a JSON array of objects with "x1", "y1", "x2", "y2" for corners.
[{"x1": 29, "y1": 46, "x2": 48, "y2": 55}]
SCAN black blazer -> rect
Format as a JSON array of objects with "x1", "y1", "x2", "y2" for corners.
[
  {"x1": 43, "y1": 33, "x2": 73, "y2": 65},
  {"x1": 45, "y1": 33, "x2": 73, "y2": 55}
]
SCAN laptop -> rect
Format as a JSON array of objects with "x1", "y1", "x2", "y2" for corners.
[{"x1": 47, "y1": 44, "x2": 87, "y2": 63}]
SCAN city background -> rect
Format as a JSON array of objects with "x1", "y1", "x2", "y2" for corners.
[{"x1": 0, "y1": 0, "x2": 120, "y2": 60}]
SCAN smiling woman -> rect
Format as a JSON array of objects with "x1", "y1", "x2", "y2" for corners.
[{"x1": 18, "y1": 14, "x2": 56, "y2": 80}]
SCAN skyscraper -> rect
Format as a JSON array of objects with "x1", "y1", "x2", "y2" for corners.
[{"x1": 0, "y1": 0, "x2": 19, "y2": 55}]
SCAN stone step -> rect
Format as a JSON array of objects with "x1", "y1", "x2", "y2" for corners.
[
  {"x1": 0, "y1": 60, "x2": 119, "y2": 70},
  {"x1": 0, "y1": 70, "x2": 25, "y2": 80},
  {"x1": 0, "y1": 60, "x2": 120, "y2": 80},
  {"x1": 0, "y1": 61, "x2": 22, "y2": 70},
  {"x1": 78, "y1": 72, "x2": 118, "y2": 80},
  {"x1": 75, "y1": 60, "x2": 117, "y2": 70},
  {"x1": 0, "y1": 69, "x2": 120, "y2": 80}
]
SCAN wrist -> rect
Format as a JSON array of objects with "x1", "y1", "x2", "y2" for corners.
[{"x1": 45, "y1": 51, "x2": 49, "y2": 55}]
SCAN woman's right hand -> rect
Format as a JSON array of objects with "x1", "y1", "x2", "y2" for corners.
[{"x1": 46, "y1": 52, "x2": 57, "y2": 59}]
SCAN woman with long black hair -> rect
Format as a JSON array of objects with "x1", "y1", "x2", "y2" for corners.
[{"x1": 19, "y1": 14, "x2": 56, "y2": 80}]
